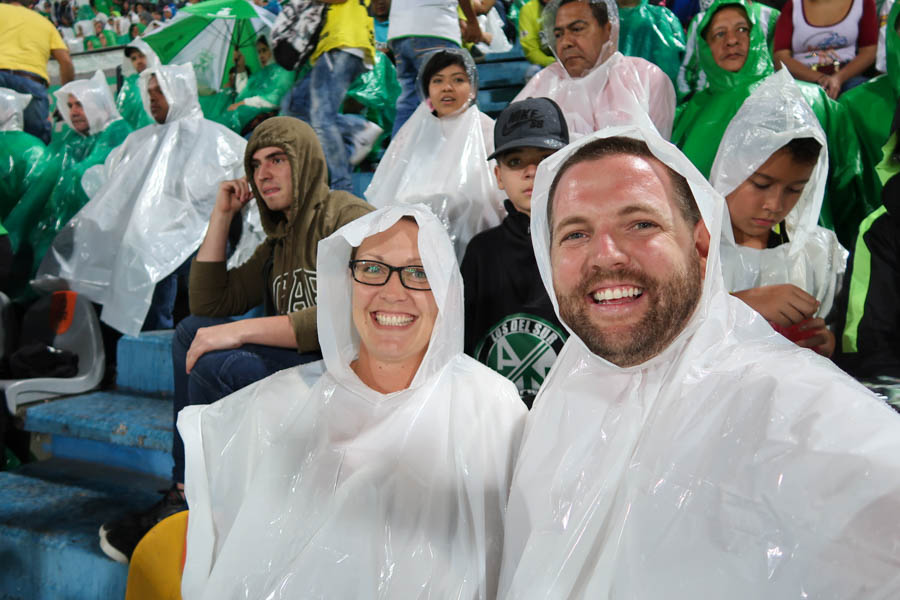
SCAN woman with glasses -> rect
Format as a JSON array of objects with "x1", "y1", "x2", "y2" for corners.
[{"x1": 178, "y1": 204, "x2": 527, "y2": 600}]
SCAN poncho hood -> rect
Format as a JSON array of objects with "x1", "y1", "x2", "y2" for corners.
[
  {"x1": 139, "y1": 63, "x2": 203, "y2": 123},
  {"x1": 0, "y1": 87, "x2": 31, "y2": 132},
  {"x1": 710, "y1": 69, "x2": 827, "y2": 250},
  {"x1": 888, "y1": 1, "x2": 900, "y2": 96},
  {"x1": 317, "y1": 204, "x2": 463, "y2": 393},
  {"x1": 122, "y1": 38, "x2": 161, "y2": 76},
  {"x1": 415, "y1": 46, "x2": 480, "y2": 110},
  {"x1": 697, "y1": 0, "x2": 772, "y2": 92},
  {"x1": 709, "y1": 69, "x2": 846, "y2": 317},
  {"x1": 54, "y1": 70, "x2": 123, "y2": 136},
  {"x1": 530, "y1": 120, "x2": 726, "y2": 372}
]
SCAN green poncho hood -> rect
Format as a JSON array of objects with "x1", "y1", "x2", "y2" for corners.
[{"x1": 696, "y1": 0, "x2": 772, "y2": 92}]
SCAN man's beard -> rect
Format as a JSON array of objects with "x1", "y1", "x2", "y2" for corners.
[{"x1": 557, "y1": 255, "x2": 703, "y2": 368}]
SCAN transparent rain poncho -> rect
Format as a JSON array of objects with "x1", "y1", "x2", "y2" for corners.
[
  {"x1": 365, "y1": 48, "x2": 504, "y2": 260},
  {"x1": 497, "y1": 121, "x2": 900, "y2": 598},
  {"x1": 7, "y1": 71, "x2": 133, "y2": 286},
  {"x1": 116, "y1": 39, "x2": 161, "y2": 130},
  {"x1": 34, "y1": 64, "x2": 263, "y2": 336},
  {"x1": 710, "y1": 69, "x2": 847, "y2": 319},
  {"x1": 513, "y1": 0, "x2": 676, "y2": 138},
  {"x1": 673, "y1": 0, "x2": 876, "y2": 249},
  {"x1": 179, "y1": 204, "x2": 527, "y2": 600}
]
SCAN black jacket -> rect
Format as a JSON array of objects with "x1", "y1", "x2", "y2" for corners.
[
  {"x1": 834, "y1": 173, "x2": 900, "y2": 379},
  {"x1": 460, "y1": 200, "x2": 566, "y2": 407}
]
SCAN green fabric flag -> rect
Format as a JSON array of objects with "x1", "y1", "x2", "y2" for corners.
[
  {"x1": 673, "y1": 0, "x2": 876, "y2": 248},
  {"x1": 617, "y1": 0, "x2": 686, "y2": 85},
  {"x1": 839, "y1": 1, "x2": 899, "y2": 203}
]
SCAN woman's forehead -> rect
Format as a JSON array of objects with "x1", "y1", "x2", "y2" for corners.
[{"x1": 356, "y1": 220, "x2": 422, "y2": 258}]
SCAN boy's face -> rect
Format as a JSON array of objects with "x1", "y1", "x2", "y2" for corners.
[
  {"x1": 724, "y1": 147, "x2": 815, "y2": 248},
  {"x1": 494, "y1": 147, "x2": 556, "y2": 216}
]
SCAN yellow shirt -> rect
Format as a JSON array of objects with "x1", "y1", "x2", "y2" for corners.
[
  {"x1": 0, "y1": 4, "x2": 67, "y2": 82},
  {"x1": 310, "y1": 0, "x2": 375, "y2": 67}
]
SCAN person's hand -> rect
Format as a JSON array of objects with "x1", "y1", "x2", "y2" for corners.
[
  {"x1": 732, "y1": 284, "x2": 819, "y2": 327},
  {"x1": 461, "y1": 17, "x2": 483, "y2": 44},
  {"x1": 214, "y1": 177, "x2": 252, "y2": 216},
  {"x1": 817, "y1": 74, "x2": 841, "y2": 100},
  {"x1": 185, "y1": 321, "x2": 246, "y2": 373},
  {"x1": 793, "y1": 318, "x2": 836, "y2": 357}
]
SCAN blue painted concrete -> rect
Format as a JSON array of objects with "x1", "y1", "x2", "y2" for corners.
[
  {"x1": 477, "y1": 61, "x2": 530, "y2": 88},
  {"x1": 116, "y1": 330, "x2": 175, "y2": 395},
  {"x1": 49, "y1": 435, "x2": 174, "y2": 480},
  {"x1": 24, "y1": 391, "x2": 173, "y2": 452},
  {"x1": 0, "y1": 458, "x2": 170, "y2": 600}
]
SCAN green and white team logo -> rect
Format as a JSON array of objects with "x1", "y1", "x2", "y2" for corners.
[{"x1": 474, "y1": 313, "x2": 567, "y2": 400}]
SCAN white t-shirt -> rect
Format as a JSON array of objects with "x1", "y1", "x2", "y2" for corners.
[{"x1": 388, "y1": 0, "x2": 462, "y2": 45}]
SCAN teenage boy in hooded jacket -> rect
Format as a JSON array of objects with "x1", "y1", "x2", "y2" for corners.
[{"x1": 98, "y1": 116, "x2": 372, "y2": 565}]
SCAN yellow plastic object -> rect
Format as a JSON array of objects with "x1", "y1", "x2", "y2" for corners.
[{"x1": 125, "y1": 510, "x2": 188, "y2": 600}]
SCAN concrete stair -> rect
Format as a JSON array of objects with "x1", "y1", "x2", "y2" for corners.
[{"x1": 1, "y1": 330, "x2": 176, "y2": 599}]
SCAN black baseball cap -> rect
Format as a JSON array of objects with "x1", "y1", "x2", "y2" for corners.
[{"x1": 488, "y1": 97, "x2": 569, "y2": 161}]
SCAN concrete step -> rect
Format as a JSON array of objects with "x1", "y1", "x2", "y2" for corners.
[
  {"x1": 24, "y1": 390, "x2": 174, "y2": 479},
  {"x1": 116, "y1": 330, "x2": 175, "y2": 396},
  {"x1": 477, "y1": 60, "x2": 531, "y2": 89},
  {"x1": 0, "y1": 458, "x2": 171, "y2": 600}
]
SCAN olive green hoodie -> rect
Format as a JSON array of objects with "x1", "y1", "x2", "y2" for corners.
[{"x1": 189, "y1": 117, "x2": 373, "y2": 352}]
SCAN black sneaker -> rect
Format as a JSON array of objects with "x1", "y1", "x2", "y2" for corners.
[{"x1": 98, "y1": 485, "x2": 187, "y2": 563}]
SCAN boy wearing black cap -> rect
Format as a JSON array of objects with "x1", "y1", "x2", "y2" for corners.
[{"x1": 461, "y1": 97, "x2": 569, "y2": 409}]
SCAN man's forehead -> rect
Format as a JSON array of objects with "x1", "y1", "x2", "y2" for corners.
[
  {"x1": 67, "y1": 93, "x2": 82, "y2": 105},
  {"x1": 251, "y1": 146, "x2": 288, "y2": 161},
  {"x1": 555, "y1": 1, "x2": 597, "y2": 26}
]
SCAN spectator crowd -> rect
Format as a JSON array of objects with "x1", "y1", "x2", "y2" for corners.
[{"x1": 3, "y1": 0, "x2": 900, "y2": 595}]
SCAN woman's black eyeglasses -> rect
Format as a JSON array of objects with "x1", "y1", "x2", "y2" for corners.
[{"x1": 348, "y1": 260, "x2": 431, "y2": 291}]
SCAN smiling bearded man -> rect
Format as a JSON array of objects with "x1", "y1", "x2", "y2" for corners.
[{"x1": 496, "y1": 123, "x2": 900, "y2": 599}]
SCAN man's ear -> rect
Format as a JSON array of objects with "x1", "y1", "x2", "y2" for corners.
[{"x1": 694, "y1": 218, "x2": 710, "y2": 278}]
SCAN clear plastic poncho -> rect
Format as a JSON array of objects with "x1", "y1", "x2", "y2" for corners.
[
  {"x1": 34, "y1": 64, "x2": 263, "y2": 336},
  {"x1": 116, "y1": 39, "x2": 161, "y2": 130},
  {"x1": 7, "y1": 71, "x2": 134, "y2": 288},
  {"x1": 498, "y1": 121, "x2": 900, "y2": 598},
  {"x1": 365, "y1": 49, "x2": 504, "y2": 260},
  {"x1": 179, "y1": 204, "x2": 527, "y2": 600},
  {"x1": 710, "y1": 70, "x2": 847, "y2": 319},
  {"x1": 0, "y1": 87, "x2": 31, "y2": 133},
  {"x1": 513, "y1": 0, "x2": 676, "y2": 138}
]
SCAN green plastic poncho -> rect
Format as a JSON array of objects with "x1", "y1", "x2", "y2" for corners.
[
  {"x1": 676, "y1": 0, "x2": 779, "y2": 100},
  {"x1": 673, "y1": 0, "x2": 875, "y2": 248},
  {"x1": 6, "y1": 71, "x2": 133, "y2": 291},
  {"x1": 0, "y1": 89, "x2": 55, "y2": 226},
  {"x1": 115, "y1": 39, "x2": 159, "y2": 130},
  {"x1": 85, "y1": 29, "x2": 118, "y2": 51},
  {"x1": 617, "y1": 0, "x2": 686, "y2": 85},
  {"x1": 207, "y1": 61, "x2": 295, "y2": 134},
  {"x1": 839, "y1": 1, "x2": 899, "y2": 202},
  {"x1": 344, "y1": 51, "x2": 401, "y2": 154}
]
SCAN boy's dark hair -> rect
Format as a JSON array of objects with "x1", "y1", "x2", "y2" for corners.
[
  {"x1": 419, "y1": 50, "x2": 469, "y2": 99},
  {"x1": 547, "y1": 136, "x2": 701, "y2": 234},
  {"x1": 558, "y1": 0, "x2": 609, "y2": 27},
  {"x1": 124, "y1": 45, "x2": 142, "y2": 58},
  {"x1": 257, "y1": 35, "x2": 270, "y2": 48},
  {"x1": 781, "y1": 137, "x2": 821, "y2": 165}
]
